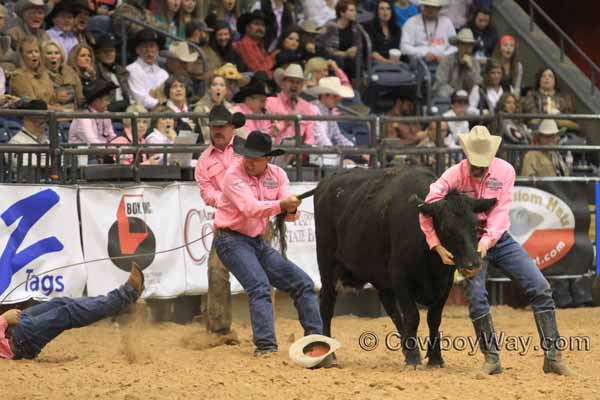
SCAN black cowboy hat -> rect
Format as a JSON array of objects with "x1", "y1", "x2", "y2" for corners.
[
  {"x1": 237, "y1": 10, "x2": 266, "y2": 37},
  {"x1": 93, "y1": 33, "x2": 121, "y2": 50},
  {"x1": 233, "y1": 130, "x2": 285, "y2": 158},
  {"x1": 232, "y1": 79, "x2": 271, "y2": 103},
  {"x1": 83, "y1": 79, "x2": 118, "y2": 104},
  {"x1": 45, "y1": 1, "x2": 75, "y2": 26},
  {"x1": 129, "y1": 28, "x2": 166, "y2": 52},
  {"x1": 252, "y1": 70, "x2": 278, "y2": 95},
  {"x1": 272, "y1": 49, "x2": 304, "y2": 71},
  {"x1": 209, "y1": 104, "x2": 246, "y2": 128}
]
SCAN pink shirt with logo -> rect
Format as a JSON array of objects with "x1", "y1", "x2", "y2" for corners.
[
  {"x1": 195, "y1": 138, "x2": 240, "y2": 207},
  {"x1": 419, "y1": 158, "x2": 515, "y2": 250},
  {"x1": 214, "y1": 158, "x2": 298, "y2": 237},
  {"x1": 265, "y1": 92, "x2": 315, "y2": 145},
  {"x1": 0, "y1": 317, "x2": 14, "y2": 359}
]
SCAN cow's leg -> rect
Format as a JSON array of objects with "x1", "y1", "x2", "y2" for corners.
[
  {"x1": 377, "y1": 289, "x2": 403, "y2": 334},
  {"x1": 395, "y1": 291, "x2": 422, "y2": 367},
  {"x1": 425, "y1": 302, "x2": 445, "y2": 367},
  {"x1": 319, "y1": 277, "x2": 338, "y2": 338}
]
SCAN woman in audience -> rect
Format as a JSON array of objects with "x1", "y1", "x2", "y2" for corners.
[
  {"x1": 110, "y1": 103, "x2": 161, "y2": 164},
  {"x1": 9, "y1": 36, "x2": 57, "y2": 108},
  {"x1": 179, "y1": 0, "x2": 204, "y2": 36},
  {"x1": 214, "y1": 62, "x2": 249, "y2": 102},
  {"x1": 205, "y1": 20, "x2": 247, "y2": 75},
  {"x1": 156, "y1": 0, "x2": 182, "y2": 43},
  {"x1": 67, "y1": 43, "x2": 97, "y2": 88},
  {"x1": 304, "y1": 57, "x2": 351, "y2": 90},
  {"x1": 272, "y1": 26, "x2": 304, "y2": 61},
  {"x1": 466, "y1": 6, "x2": 498, "y2": 67},
  {"x1": 211, "y1": 0, "x2": 240, "y2": 40},
  {"x1": 490, "y1": 35, "x2": 522, "y2": 94},
  {"x1": 363, "y1": 0, "x2": 401, "y2": 65},
  {"x1": 193, "y1": 74, "x2": 234, "y2": 142},
  {"x1": 317, "y1": 0, "x2": 362, "y2": 80},
  {"x1": 145, "y1": 104, "x2": 177, "y2": 163},
  {"x1": 164, "y1": 75, "x2": 196, "y2": 132},
  {"x1": 468, "y1": 60, "x2": 505, "y2": 115},
  {"x1": 42, "y1": 40, "x2": 82, "y2": 112},
  {"x1": 521, "y1": 66, "x2": 577, "y2": 131},
  {"x1": 492, "y1": 92, "x2": 531, "y2": 145}
]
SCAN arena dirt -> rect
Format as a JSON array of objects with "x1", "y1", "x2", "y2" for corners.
[{"x1": 2, "y1": 294, "x2": 599, "y2": 400}]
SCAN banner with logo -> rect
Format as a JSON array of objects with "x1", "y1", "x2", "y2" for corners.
[
  {"x1": 490, "y1": 181, "x2": 593, "y2": 277},
  {"x1": 80, "y1": 186, "x2": 187, "y2": 299},
  {"x1": 0, "y1": 185, "x2": 85, "y2": 304}
]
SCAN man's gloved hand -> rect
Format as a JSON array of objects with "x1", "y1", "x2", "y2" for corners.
[
  {"x1": 1, "y1": 309, "x2": 22, "y2": 325},
  {"x1": 477, "y1": 242, "x2": 488, "y2": 259}
]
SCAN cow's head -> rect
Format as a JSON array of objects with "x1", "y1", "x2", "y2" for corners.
[{"x1": 412, "y1": 190, "x2": 497, "y2": 276}]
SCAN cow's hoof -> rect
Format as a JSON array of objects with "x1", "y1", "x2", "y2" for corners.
[
  {"x1": 404, "y1": 353, "x2": 422, "y2": 368},
  {"x1": 427, "y1": 359, "x2": 445, "y2": 368},
  {"x1": 403, "y1": 363, "x2": 422, "y2": 371}
]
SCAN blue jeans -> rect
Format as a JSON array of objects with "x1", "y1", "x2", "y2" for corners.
[
  {"x1": 9, "y1": 284, "x2": 137, "y2": 359},
  {"x1": 214, "y1": 230, "x2": 323, "y2": 350},
  {"x1": 463, "y1": 232, "x2": 555, "y2": 320}
]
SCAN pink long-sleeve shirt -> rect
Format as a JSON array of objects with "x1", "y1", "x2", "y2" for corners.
[
  {"x1": 265, "y1": 92, "x2": 315, "y2": 145},
  {"x1": 214, "y1": 158, "x2": 298, "y2": 237},
  {"x1": 233, "y1": 104, "x2": 273, "y2": 134},
  {"x1": 195, "y1": 138, "x2": 240, "y2": 208},
  {"x1": 419, "y1": 158, "x2": 515, "y2": 251},
  {"x1": 0, "y1": 317, "x2": 14, "y2": 359}
]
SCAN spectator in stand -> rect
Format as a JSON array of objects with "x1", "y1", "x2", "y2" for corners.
[
  {"x1": 363, "y1": 0, "x2": 402, "y2": 65},
  {"x1": 86, "y1": 0, "x2": 118, "y2": 39},
  {"x1": 468, "y1": 59, "x2": 504, "y2": 115},
  {"x1": 394, "y1": 0, "x2": 419, "y2": 29},
  {"x1": 401, "y1": 0, "x2": 456, "y2": 63},
  {"x1": 490, "y1": 35, "x2": 522, "y2": 95},
  {"x1": 204, "y1": 20, "x2": 247, "y2": 78},
  {"x1": 520, "y1": 67, "x2": 577, "y2": 131},
  {"x1": 185, "y1": 19, "x2": 216, "y2": 95},
  {"x1": 163, "y1": 75, "x2": 196, "y2": 133},
  {"x1": 68, "y1": 43, "x2": 97, "y2": 89},
  {"x1": 45, "y1": 0, "x2": 79, "y2": 58},
  {"x1": 407, "y1": 120, "x2": 449, "y2": 167},
  {"x1": 9, "y1": 36, "x2": 58, "y2": 108},
  {"x1": 272, "y1": 26, "x2": 304, "y2": 63},
  {"x1": 109, "y1": 103, "x2": 161, "y2": 165},
  {"x1": 126, "y1": 29, "x2": 169, "y2": 111},
  {"x1": 72, "y1": 0, "x2": 95, "y2": 47},
  {"x1": 113, "y1": 0, "x2": 163, "y2": 41},
  {"x1": 266, "y1": 63, "x2": 315, "y2": 145},
  {"x1": 304, "y1": 57, "x2": 351, "y2": 90},
  {"x1": 214, "y1": 62, "x2": 250, "y2": 102},
  {"x1": 144, "y1": 104, "x2": 177, "y2": 162},
  {"x1": 68, "y1": 79, "x2": 117, "y2": 145},
  {"x1": 156, "y1": 0, "x2": 183, "y2": 45},
  {"x1": 94, "y1": 34, "x2": 132, "y2": 112},
  {"x1": 0, "y1": 4, "x2": 18, "y2": 77},
  {"x1": 251, "y1": 0, "x2": 297, "y2": 52},
  {"x1": 492, "y1": 92, "x2": 531, "y2": 145},
  {"x1": 233, "y1": 74, "x2": 272, "y2": 136},
  {"x1": 384, "y1": 96, "x2": 426, "y2": 143},
  {"x1": 42, "y1": 40, "x2": 82, "y2": 112},
  {"x1": 317, "y1": 0, "x2": 363, "y2": 81},
  {"x1": 440, "y1": 0, "x2": 471, "y2": 29},
  {"x1": 302, "y1": 0, "x2": 336, "y2": 28},
  {"x1": 161, "y1": 41, "x2": 198, "y2": 102},
  {"x1": 433, "y1": 27, "x2": 480, "y2": 99},
  {"x1": 443, "y1": 89, "x2": 469, "y2": 147},
  {"x1": 210, "y1": 0, "x2": 241, "y2": 40},
  {"x1": 194, "y1": 74, "x2": 236, "y2": 143},
  {"x1": 8, "y1": 99, "x2": 49, "y2": 168},
  {"x1": 8, "y1": 0, "x2": 50, "y2": 50},
  {"x1": 466, "y1": 6, "x2": 498, "y2": 67},
  {"x1": 298, "y1": 20, "x2": 326, "y2": 60},
  {"x1": 234, "y1": 10, "x2": 276, "y2": 76},
  {"x1": 179, "y1": 0, "x2": 204, "y2": 37}
]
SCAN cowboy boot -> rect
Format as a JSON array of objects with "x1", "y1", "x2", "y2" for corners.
[
  {"x1": 472, "y1": 313, "x2": 502, "y2": 375},
  {"x1": 534, "y1": 310, "x2": 574, "y2": 376}
]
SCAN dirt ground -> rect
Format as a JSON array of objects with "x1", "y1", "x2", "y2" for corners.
[{"x1": 2, "y1": 294, "x2": 599, "y2": 400}]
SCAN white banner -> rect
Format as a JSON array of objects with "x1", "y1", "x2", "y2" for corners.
[
  {"x1": 80, "y1": 185, "x2": 187, "y2": 299},
  {"x1": 0, "y1": 185, "x2": 85, "y2": 304}
]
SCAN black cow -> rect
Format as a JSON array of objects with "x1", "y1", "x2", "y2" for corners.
[{"x1": 313, "y1": 167, "x2": 496, "y2": 367}]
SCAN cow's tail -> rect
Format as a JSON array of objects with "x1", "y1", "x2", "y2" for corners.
[{"x1": 273, "y1": 187, "x2": 317, "y2": 259}]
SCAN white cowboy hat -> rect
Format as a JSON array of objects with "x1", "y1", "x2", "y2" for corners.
[
  {"x1": 449, "y1": 28, "x2": 476, "y2": 45},
  {"x1": 419, "y1": 0, "x2": 448, "y2": 7},
  {"x1": 160, "y1": 41, "x2": 198, "y2": 63},
  {"x1": 304, "y1": 77, "x2": 354, "y2": 98},
  {"x1": 458, "y1": 126, "x2": 502, "y2": 167},
  {"x1": 537, "y1": 119, "x2": 563, "y2": 135},
  {"x1": 288, "y1": 334, "x2": 341, "y2": 369},
  {"x1": 280, "y1": 63, "x2": 305, "y2": 81}
]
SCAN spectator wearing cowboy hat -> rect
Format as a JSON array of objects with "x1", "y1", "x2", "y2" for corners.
[
  {"x1": 71, "y1": 0, "x2": 96, "y2": 47},
  {"x1": 45, "y1": 0, "x2": 79, "y2": 58},
  {"x1": 7, "y1": 0, "x2": 50, "y2": 51},
  {"x1": 126, "y1": 29, "x2": 169, "y2": 111},
  {"x1": 7, "y1": 99, "x2": 49, "y2": 168},
  {"x1": 521, "y1": 119, "x2": 568, "y2": 178},
  {"x1": 265, "y1": 63, "x2": 315, "y2": 145},
  {"x1": 233, "y1": 75, "x2": 273, "y2": 135},
  {"x1": 212, "y1": 130, "x2": 323, "y2": 357},
  {"x1": 442, "y1": 89, "x2": 470, "y2": 148},
  {"x1": 297, "y1": 20, "x2": 326, "y2": 60},
  {"x1": 419, "y1": 125, "x2": 573, "y2": 376},
  {"x1": 161, "y1": 41, "x2": 198, "y2": 101},
  {"x1": 234, "y1": 10, "x2": 276, "y2": 76},
  {"x1": 68, "y1": 79, "x2": 118, "y2": 145},
  {"x1": 195, "y1": 104, "x2": 246, "y2": 342},
  {"x1": 214, "y1": 62, "x2": 250, "y2": 102},
  {"x1": 94, "y1": 34, "x2": 132, "y2": 112},
  {"x1": 400, "y1": 0, "x2": 457, "y2": 63},
  {"x1": 250, "y1": 0, "x2": 296, "y2": 53},
  {"x1": 433, "y1": 27, "x2": 481, "y2": 99}
]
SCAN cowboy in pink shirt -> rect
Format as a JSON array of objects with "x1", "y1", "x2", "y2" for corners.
[
  {"x1": 213, "y1": 130, "x2": 322, "y2": 356},
  {"x1": 265, "y1": 63, "x2": 315, "y2": 145},
  {"x1": 418, "y1": 126, "x2": 571, "y2": 376},
  {"x1": 0, "y1": 265, "x2": 144, "y2": 360},
  {"x1": 194, "y1": 104, "x2": 245, "y2": 341}
]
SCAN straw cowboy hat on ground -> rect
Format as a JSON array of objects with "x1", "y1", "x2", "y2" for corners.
[
  {"x1": 305, "y1": 76, "x2": 354, "y2": 98},
  {"x1": 458, "y1": 126, "x2": 502, "y2": 167},
  {"x1": 160, "y1": 41, "x2": 198, "y2": 63},
  {"x1": 288, "y1": 334, "x2": 342, "y2": 369}
]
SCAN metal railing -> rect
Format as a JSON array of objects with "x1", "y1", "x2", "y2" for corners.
[{"x1": 525, "y1": 0, "x2": 600, "y2": 95}]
